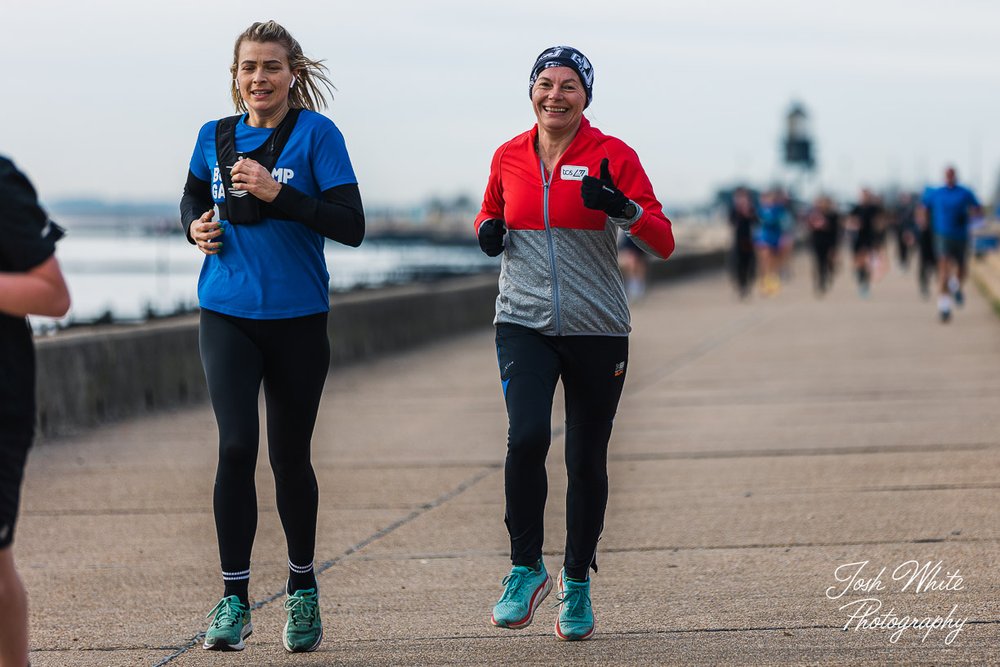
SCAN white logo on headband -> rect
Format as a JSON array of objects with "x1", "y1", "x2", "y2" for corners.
[{"x1": 569, "y1": 53, "x2": 594, "y2": 86}]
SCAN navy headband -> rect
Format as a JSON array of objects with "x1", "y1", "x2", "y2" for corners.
[{"x1": 528, "y1": 45, "x2": 594, "y2": 108}]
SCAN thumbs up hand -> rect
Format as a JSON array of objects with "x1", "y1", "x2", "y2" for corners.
[{"x1": 581, "y1": 158, "x2": 629, "y2": 218}]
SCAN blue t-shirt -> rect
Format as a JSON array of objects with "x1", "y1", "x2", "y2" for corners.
[
  {"x1": 754, "y1": 203, "x2": 787, "y2": 246},
  {"x1": 758, "y1": 204, "x2": 788, "y2": 234},
  {"x1": 921, "y1": 185, "x2": 980, "y2": 240},
  {"x1": 188, "y1": 109, "x2": 357, "y2": 319}
]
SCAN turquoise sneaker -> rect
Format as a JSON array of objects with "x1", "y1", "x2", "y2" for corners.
[
  {"x1": 283, "y1": 587, "x2": 323, "y2": 653},
  {"x1": 491, "y1": 561, "x2": 552, "y2": 629},
  {"x1": 203, "y1": 596, "x2": 252, "y2": 651},
  {"x1": 554, "y1": 569, "x2": 595, "y2": 641}
]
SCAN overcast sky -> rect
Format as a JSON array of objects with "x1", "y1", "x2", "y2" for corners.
[{"x1": 4, "y1": 0, "x2": 999, "y2": 210}]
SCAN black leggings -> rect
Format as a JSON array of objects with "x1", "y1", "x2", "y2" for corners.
[
  {"x1": 495, "y1": 324, "x2": 628, "y2": 580},
  {"x1": 199, "y1": 309, "x2": 330, "y2": 581},
  {"x1": 812, "y1": 235, "x2": 836, "y2": 292},
  {"x1": 732, "y1": 244, "x2": 755, "y2": 295}
]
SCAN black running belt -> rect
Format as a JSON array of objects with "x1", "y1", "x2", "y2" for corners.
[{"x1": 216, "y1": 108, "x2": 302, "y2": 224}]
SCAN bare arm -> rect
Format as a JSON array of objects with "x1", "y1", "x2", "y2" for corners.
[{"x1": 0, "y1": 255, "x2": 70, "y2": 318}]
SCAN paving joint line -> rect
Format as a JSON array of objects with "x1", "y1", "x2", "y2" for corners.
[
  {"x1": 290, "y1": 618, "x2": 1000, "y2": 645},
  {"x1": 150, "y1": 465, "x2": 498, "y2": 667},
  {"x1": 23, "y1": 501, "x2": 459, "y2": 518},
  {"x1": 338, "y1": 535, "x2": 1000, "y2": 563},
  {"x1": 734, "y1": 482, "x2": 1000, "y2": 495},
  {"x1": 595, "y1": 537, "x2": 996, "y2": 552},
  {"x1": 608, "y1": 441, "x2": 1000, "y2": 462}
]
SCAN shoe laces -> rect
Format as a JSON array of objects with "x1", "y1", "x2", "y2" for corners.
[
  {"x1": 206, "y1": 597, "x2": 246, "y2": 629},
  {"x1": 499, "y1": 565, "x2": 542, "y2": 603},
  {"x1": 498, "y1": 571, "x2": 525, "y2": 603},
  {"x1": 284, "y1": 590, "x2": 318, "y2": 627},
  {"x1": 554, "y1": 583, "x2": 591, "y2": 617}
]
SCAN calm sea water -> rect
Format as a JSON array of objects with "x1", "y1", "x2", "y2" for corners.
[{"x1": 31, "y1": 229, "x2": 497, "y2": 330}]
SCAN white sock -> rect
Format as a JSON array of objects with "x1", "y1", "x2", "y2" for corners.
[{"x1": 938, "y1": 295, "x2": 952, "y2": 312}]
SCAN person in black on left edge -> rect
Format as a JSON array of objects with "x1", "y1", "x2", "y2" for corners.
[{"x1": 0, "y1": 157, "x2": 71, "y2": 667}]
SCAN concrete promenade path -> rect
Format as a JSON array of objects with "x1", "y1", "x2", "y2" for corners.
[{"x1": 19, "y1": 257, "x2": 1000, "y2": 666}]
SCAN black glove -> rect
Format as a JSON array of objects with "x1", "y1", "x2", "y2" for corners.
[
  {"x1": 478, "y1": 218, "x2": 506, "y2": 257},
  {"x1": 581, "y1": 158, "x2": 629, "y2": 218}
]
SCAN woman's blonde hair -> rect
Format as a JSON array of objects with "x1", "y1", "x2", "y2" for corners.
[{"x1": 229, "y1": 20, "x2": 335, "y2": 113}]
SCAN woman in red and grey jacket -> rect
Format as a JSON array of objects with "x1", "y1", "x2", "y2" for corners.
[{"x1": 476, "y1": 45, "x2": 673, "y2": 642}]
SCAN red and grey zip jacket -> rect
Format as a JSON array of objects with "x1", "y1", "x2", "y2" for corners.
[{"x1": 475, "y1": 117, "x2": 674, "y2": 336}]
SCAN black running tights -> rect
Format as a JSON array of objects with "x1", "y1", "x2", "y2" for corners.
[
  {"x1": 199, "y1": 309, "x2": 329, "y2": 581},
  {"x1": 495, "y1": 323, "x2": 628, "y2": 580}
]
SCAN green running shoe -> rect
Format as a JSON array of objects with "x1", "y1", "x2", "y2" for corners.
[
  {"x1": 283, "y1": 587, "x2": 323, "y2": 653},
  {"x1": 491, "y1": 561, "x2": 552, "y2": 629},
  {"x1": 554, "y1": 569, "x2": 595, "y2": 641},
  {"x1": 203, "y1": 596, "x2": 252, "y2": 651}
]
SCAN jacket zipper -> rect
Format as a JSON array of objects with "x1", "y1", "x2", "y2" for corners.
[{"x1": 539, "y1": 157, "x2": 562, "y2": 335}]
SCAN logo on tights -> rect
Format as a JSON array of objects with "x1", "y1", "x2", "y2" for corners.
[{"x1": 614, "y1": 361, "x2": 625, "y2": 377}]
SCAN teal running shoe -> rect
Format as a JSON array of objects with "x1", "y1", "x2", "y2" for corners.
[
  {"x1": 203, "y1": 596, "x2": 252, "y2": 651},
  {"x1": 554, "y1": 569, "x2": 595, "y2": 641},
  {"x1": 491, "y1": 561, "x2": 552, "y2": 629},
  {"x1": 283, "y1": 587, "x2": 323, "y2": 653}
]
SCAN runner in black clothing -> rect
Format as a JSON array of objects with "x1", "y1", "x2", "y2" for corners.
[
  {"x1": 847, "y1": 189, "x2": 883, "y2": 296},
  {"x1": 0, "y1": 157, "x2": 70, "y2": 667},
  {"x1": 728, "y1": 188, "x2": 757, "y2": 299},
  {"x1": 806, "y1": 195, "x2": 841, "y2": 295},
  {"x1": 917, "y1": 187, "x2": 937, "y2": 298},
  {"x1": 870, "y1": 192, "x2": 890, "y2": 281},
  {"x1": 892, "y1": 192, "x2": 918, "y2": 271}
]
